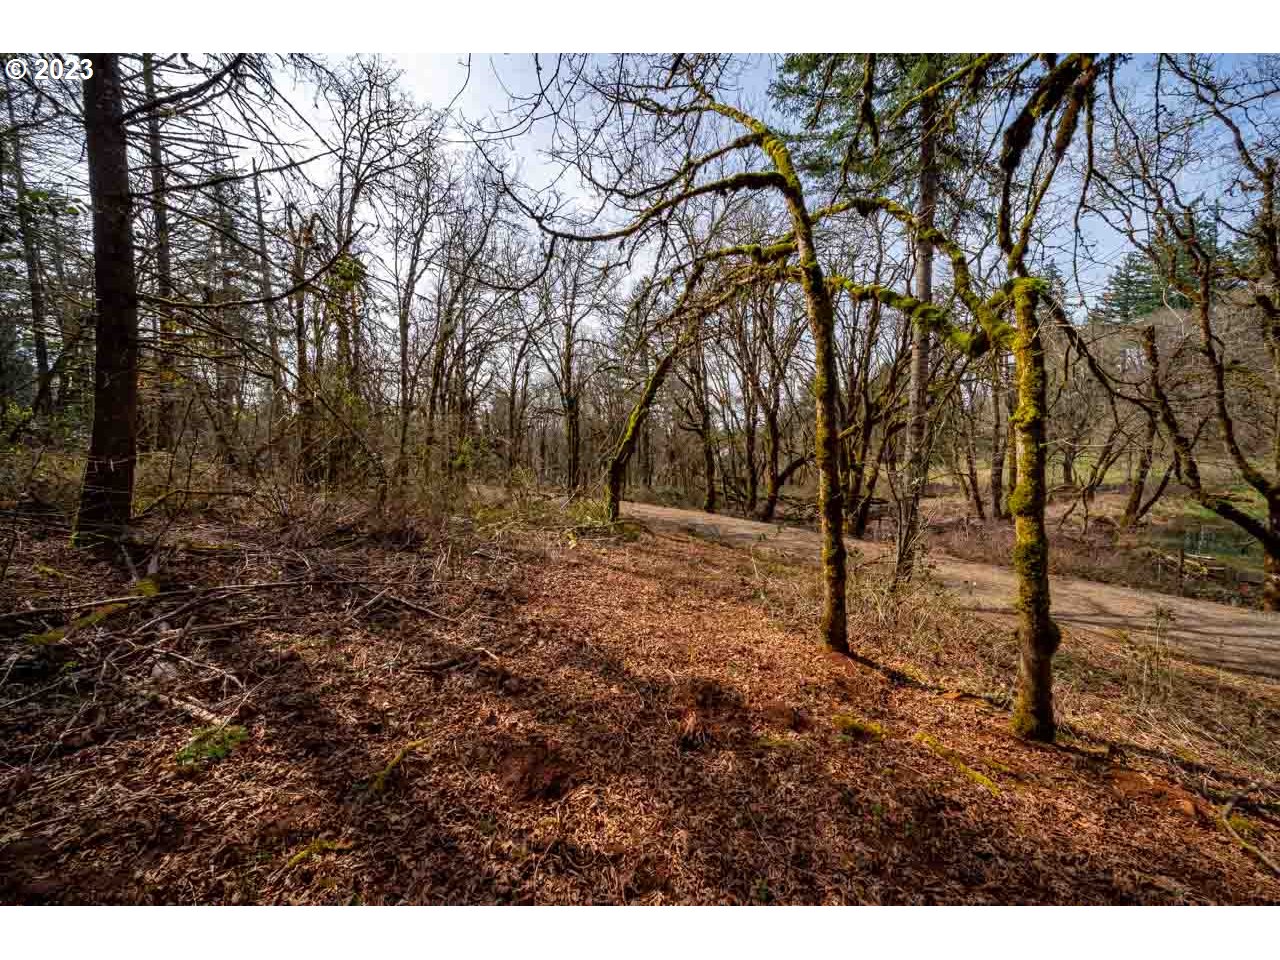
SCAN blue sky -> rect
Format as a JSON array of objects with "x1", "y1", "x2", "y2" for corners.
[
  {"x1": 385, "y1": 54, "x2": 1132, "y2": 308},
  {"x1": 369, "y1": 53, "x2": 1271, "y2": 315}
]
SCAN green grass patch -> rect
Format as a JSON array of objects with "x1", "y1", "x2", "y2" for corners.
[
  {"x1": 833, "y1": 714, "x2": 885, "y2": 740},
  {"x1": 176, "y1": 724, "x2": 249, "y2": 768},
  {"x1": 286, "y1": 838, "x2": 353, "y2": 869}
]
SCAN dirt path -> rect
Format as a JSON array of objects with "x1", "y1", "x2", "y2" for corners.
[{"x1": 621, "y1": 500, "x2": 1280, "y2": 679}]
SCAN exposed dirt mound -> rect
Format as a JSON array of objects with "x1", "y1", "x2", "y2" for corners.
[{"x1": 498, "y1": 741, "x2": 576, "y2": 802}]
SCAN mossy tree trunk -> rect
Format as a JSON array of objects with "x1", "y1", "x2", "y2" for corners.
[
  {"x1": 1009, "y1": 282, "x2": 1060, "y2": 741},
  {"x1": 719, "y1": 125, "x2": 850, "y2": 650},
  {"x1": 605, "y1": 342, "x2": 683, "y2": 522},
  {"x1": 798, "y1": 268, "x2": 849, "y2": 652},
  {"x1": 779, "y1": 189, "x2": 848, "y2": 652}
]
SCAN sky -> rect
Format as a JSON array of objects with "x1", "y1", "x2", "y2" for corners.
[
  {"x1": 12, "y1": 52, "x2": 1251, "y2": 318},
  {"x1": 381, "y1": 53, "x2": 1143, "y2": 312}
]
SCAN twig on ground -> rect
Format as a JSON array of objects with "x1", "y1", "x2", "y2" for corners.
[
  {"x1": 2, "y1": 578, "x2": 314, "y2": 625},
  {"x1": 345, "y1": 579, "x2": 459, "y2": 624}
]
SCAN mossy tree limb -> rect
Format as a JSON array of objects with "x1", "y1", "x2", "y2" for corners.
[
  {"x1": 603, "y1": 265, "x2": 738, "y2": 522},
  {"x1": 606, "y1": 339, "x2": 687, "y2": 523}
]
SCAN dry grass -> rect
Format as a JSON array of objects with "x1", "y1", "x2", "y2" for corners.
[
  {"x1": 923, "y1": 485, "x2": 1264, "y2": 608},
  {"x1": 1, "y1": 490, "x2": 1278, "y2": 904},
  {"x1": 743, "y1": 538, "x2": 1280, "y2": 787}
]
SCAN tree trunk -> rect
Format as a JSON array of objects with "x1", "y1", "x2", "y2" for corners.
[
  {"x1": 504, "y1": 350, "x2": 528, "y2": 484},
  {"x1": 289, "y1": 212, "x2": 317, "y2": 485},
  {"x1": 854, "y1": 424, "x2": 895, "y2": 538},
  {"x1": 693, "y1": 342, "x2": 717, "y2": 513},
  {"x1": 75, "y1": 54, "x2": 139, "y2": 541},
  {"x1": 1265, "y1": 498, "x2": 1280, "y2": 612},
  {"x1": 757, "y1": 407, "x2": 782, "y2": 521},
  {"x1": 213, "y1": 182, "x2": 242, "y2": 471},
  {"x1": 1004, "y1": 384, "x2": 1018, "y2": 512},
  {"x1": 252, "y1": 162, "x2": 281, "y2": 458},
  {"x1": 844, "y1": 452, "x2": 865, "y2": 534},
  {"x1": 787, "y1": 200, "x2": 848, "y2": 653},
  {"x1": 701, "y1": 409, "x2": 717, "y2": 514},
  {"x1": 606, "y1": 341, "x2": 682, "y2": 521},
  {"x1": 48, "y1": 215, "x2": 83, "y2": 415},
  {"x1": 1120, "y1": 414, "x2": 1157, "y2": 529},
  {"x1": 395, "y1": 297, "x2": 413, "y2": 489},
  {"x1": 965, "y1": 426, "x2": 986, "y2": 521},
  {"x1": 142, "y1": 54, "x2": 179, "y2": 451},
  {"x1": 989, "y1": 356, "x2": 1006, "y2": 519},
  {"x1": 1009, "y1": 282, "x2": 1059, "y2": 742},
  {"x1": 565, "y1": 393, "x2": 581, "y2": 492},
  {"x1": 896, "y1": 68, "x2": 939, "y2": 581},
  {"x1": 537, "y1": 421, "x2": 547, "y2": 484},
  {"x1": 5, "y1": 79, "x2": 51, "y2": 417},
  {"x1": 423, "y1": 333, "x2": 447, "y2": 481},
  {"x1": 640, "y1": 416, "x2": 653, "y2": 490}
]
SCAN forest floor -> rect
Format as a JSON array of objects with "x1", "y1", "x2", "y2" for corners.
[
  {"x1": 2, "y1": 491, "x2": 1279, "y2": 904},
  {"x1": 620, "y1": 499, "x2": 1280, "y2": 680}
]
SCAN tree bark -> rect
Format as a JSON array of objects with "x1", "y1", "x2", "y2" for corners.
[
  {"x1": 989, "y1": 355, "x2": 1006, "y2": 519},
  {"x1": 565, "y1": 393, "x2": 581, "y2": 492},
  {"x1": 5, "y1": 77, "x2": 51, "y2": 417},
  {"x1": 756, "y1": 394, "x2": 782, "y2": 521},
  {"x1": 700, "y1": 405, "x2": 717, "y2": 513},
  {"x1": 606, "y1": 340, "x2": 683, "y2": 521},
  {"x1": 75, "y1": 54, "x2": 139, "y2": 541},
  {"x1": 965, "y1": 424, "x2": 986, "y2": 521},
  {"x1": 288, "y1": 210, "x2": 317, "y2": 485},
  {"x1": 785, "y1": 192, "x2": 848, "y2": 652},
  {"x1": 5, "y1": 78, "x2": 51, "y2": 417},
  {"x1": 395, "y1": 300, "x2": 414, "y2": 490},
  {"x1": 142, "y1": 54, "x2": 179, "y2": 450},
  {"x1": 1009, "y1": 282, "x2": 1059, "y2": 742},
  {"x1": 896, "y1": 67, "x2": 939, "y2": 581},
  {"x1": 743, "y1": 400, "x2": 759, "y2": 516},
  {"x1": 1120, "y1": 413, "x2": 1157, "y2": 528},
  {"x1": 1004, "y1": 382, "x2": 1018, "y2": 512},
  {"x1": 252, "y1": 162, "x2": 281, "y2": 451},
  {"x1": 1266, "y1": 499, "x2": 1280, "y2": 612}
]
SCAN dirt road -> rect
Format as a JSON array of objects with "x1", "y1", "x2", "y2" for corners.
[{"x1": 621, "y1": 499, "x2": 1280, "y2": 679}]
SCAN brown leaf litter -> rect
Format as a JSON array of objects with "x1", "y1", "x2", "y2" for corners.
[{"x1": 1, "y1": 505, "x2": 1278, "y2": 904}]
